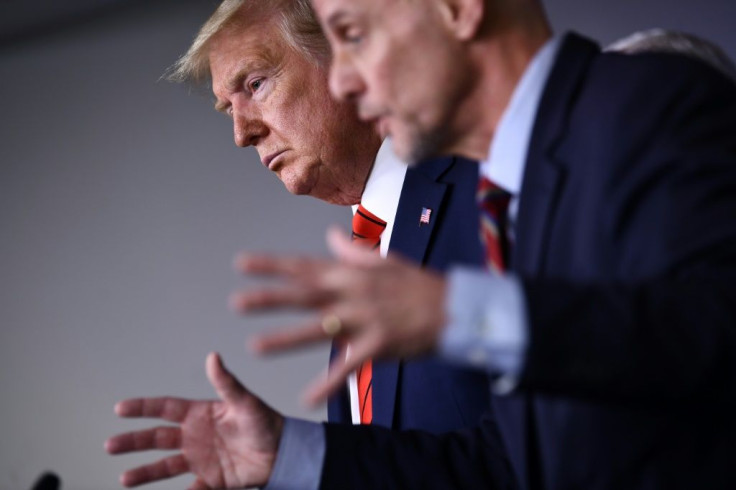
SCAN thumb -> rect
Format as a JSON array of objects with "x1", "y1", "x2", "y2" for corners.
[
  {"x1": 206, "y1": 352, "x2": 248, "y2": 404},
  {"x1": 327, "y1": 226, "x2": 381, "y2": 266}
]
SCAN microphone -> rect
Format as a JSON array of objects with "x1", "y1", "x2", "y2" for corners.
[{"x1": 31, "y1": 472, "x2": 60, "y2": 490}]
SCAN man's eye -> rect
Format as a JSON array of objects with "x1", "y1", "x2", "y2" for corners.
[
  {"x1": 249, "y1": 78, "x2": 264, "y2": 92},
  {"x1": 337, "y1": 25, "x2": 363, "y2": 44},
  {"x1": 346, "y1": 33, "x2": 362, "y2": 44}
]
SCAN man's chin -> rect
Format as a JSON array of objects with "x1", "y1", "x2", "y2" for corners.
[
  {"x1": 283, "y1": 182, "x2": 312, "y2": 196},
  {"x1": 376, "y1": 117, "x2": 391, "y2": 139},
  {"x1": 391, "y1": 132, "x2": 439, "y2": 166},
  {"x1": 280, "y1": 173, "x2": 315, "y2": 197}
]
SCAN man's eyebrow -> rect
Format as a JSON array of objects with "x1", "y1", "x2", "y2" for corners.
[
  {"x1": 212, "y1": 68, "x2": 246, "y2": 114},
  {"x1": 212, "y1": 56, "x2": 277, "y2": 113},
  {"x1": 325, "y1": 11, "x2": 349, "y2": 28},
  {"x1": 211, "y1": 66, "x2": 252, "y2": 113},
  {"x1": 214, "y1": 98, "x2": 229, "y2": 114}
]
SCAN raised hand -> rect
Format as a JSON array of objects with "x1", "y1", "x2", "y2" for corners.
[
  {"x1": 105, "y1": 353, "x2": 283, "y2": 489},
  {"x1": 231, "y1": 227, "x2": 447, "y2": 406}
]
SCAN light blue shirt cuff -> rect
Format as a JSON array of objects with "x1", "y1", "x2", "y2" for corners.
[
  {"x1": 440, "y1": 267, "x2": 529, "y2": 394},
  {"x1": 264, "y1": 417, "x2": 325, "y2": 490}
]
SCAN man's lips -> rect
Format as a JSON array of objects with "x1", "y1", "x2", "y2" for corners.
[
  {"x1": 376, "y1": 117, "x2": 390, "y2": 138},
  {"x1": 360, "y1": 108, "x2": 384, "y2": 121},
  {"x1": 261, "y1": 150, "x2": 287, "y2": 169},
  {"x1": 362, "y1": 109, "x2": 390, "y2": 137}
]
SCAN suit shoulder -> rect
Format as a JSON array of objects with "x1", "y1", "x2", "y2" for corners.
[
  {"x1": 551, "y1": 45, "x2": 736, "y2": 185},
  {"x1": 407, "y1": 155, "x2": 479, "y2": 183},
  {"x1": 584, "y1": 49, "x2": 736, "y2": 110},
  {"x1": 562, "y1": 48, "x2": 736, "y2": 149}
]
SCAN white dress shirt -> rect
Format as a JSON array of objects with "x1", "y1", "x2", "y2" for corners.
[
  {"x1": 266, "y1": 139, "x2": 407, "y2": 490},
  {"x1": 348, "y1": 138, "x2": 408, "y2": 423},
  {"x1": 441, "y1": 37, "x2": 562, "y2": 392},
  {"x1": 354, "y1": 138, "x2": 409, "y2": 258}
]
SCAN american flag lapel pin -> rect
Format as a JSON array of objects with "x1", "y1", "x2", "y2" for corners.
[{"x1": 419, "y1": 207, "x2": 432, "y2": 227}]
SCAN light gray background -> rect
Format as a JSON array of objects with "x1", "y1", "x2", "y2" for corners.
[{"x1": 1, "y1": 1, "x2": 734, "y2": 489}]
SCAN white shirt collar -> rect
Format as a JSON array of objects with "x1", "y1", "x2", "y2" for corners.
[
  {"x1": 481, "y1": 37, "x2": 562, "y2": 195},
  {"x1": 347, "y1": 139, "x2": 408, "y2": 421},
  {"x1": 351, "y1": 138, "x2": 408, "y2": 257}
]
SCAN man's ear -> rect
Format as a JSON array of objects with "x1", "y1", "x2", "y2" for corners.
[{"x1": 436, "y1": 0, "x2": 484, "y2": 41}]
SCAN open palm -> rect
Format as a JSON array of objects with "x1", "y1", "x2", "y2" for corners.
[{"x1": 106, "y1": 353, "x2": 283, "y2": 489}]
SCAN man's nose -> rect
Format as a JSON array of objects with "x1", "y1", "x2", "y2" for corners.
[
  {"x1": 233, "y1": 112, "x2": 267, "y2": 147},
  {"x1": 329, "y1": 52, "x2": 365, "y2": 103}
]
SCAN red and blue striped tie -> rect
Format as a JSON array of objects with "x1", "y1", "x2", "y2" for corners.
[{"x1": 477, "y1": 177, "x2": 512, "y2": 272}]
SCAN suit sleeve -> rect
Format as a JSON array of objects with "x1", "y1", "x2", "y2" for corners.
[
  {"x1": 520, "y1": 274, "x2": 736, "y2": 403},
  {"x1": 320, "y1": 412, "x2": 519, "y2": 489}
]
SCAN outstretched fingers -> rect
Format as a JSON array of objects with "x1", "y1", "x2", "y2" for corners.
[
  {"x1": 249, "y1": 319, "x2": 330, "y2": 354},
  {"x1": 327, "y1": 226, "x2": 383, "y2": 266},
  {"x1": 229, "y1": 285, "x2": 332, "y2": 312},
  {"x1": 234, "y1": 253, "x2": 328, "y2": 279},
  {"x1": 106, "y1": 426, "x2": 182, "y2": 454},
  {"x1": 114, "y1": 397, "x2": 190, "y2": 423},
  {"x1": 303, "y1": 333, "x2": 383, "y2": 406},
  {"x1": 119, "y1": 454, "x2": 189, "y2": 487}
]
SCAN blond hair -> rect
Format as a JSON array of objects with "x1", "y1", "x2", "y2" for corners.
[{"x1": 167, "y1": 0, "x2": 330, "y2": 85}]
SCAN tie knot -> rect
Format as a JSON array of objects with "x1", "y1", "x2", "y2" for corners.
[
  {"x1": 476, "y1": 177, "x2": 511, "y2": 205},
  {"x1": 352, "y1": 204, "x2": 387, "y2": 249},
  {"x1": 476, "y1": 177, "x2": 512, "y2": 272}
]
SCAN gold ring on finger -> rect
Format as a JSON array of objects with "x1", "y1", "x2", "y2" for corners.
[{"x1": 321, "y1": 314, "x2": 343, "y2": 337}]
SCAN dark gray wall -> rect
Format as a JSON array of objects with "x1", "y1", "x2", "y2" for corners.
[
  {"x1": 0, "y1": 3, "x2": 348, "y2": 489},
  {"x1": 1, "y1": 1, "x2": 734, "y2": 489},
  {"x1": 548, "y1": 0, "x2": 736, "y2": 55}
]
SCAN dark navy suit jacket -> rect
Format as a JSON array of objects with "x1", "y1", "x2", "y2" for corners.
[
  {"x1": 319, "y1": 32, "x2": 736, "y2": 490},
  {"x1": 327, "y1": 156, "x2": 497, "y2": 433}
]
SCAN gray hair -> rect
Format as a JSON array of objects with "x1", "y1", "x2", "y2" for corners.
[
  {"x1": 606, "y1": 28, "x2": 736, "y2": 83},
  {"x1": 167, "y1": 0, "x2": 330, "y2": 85}
]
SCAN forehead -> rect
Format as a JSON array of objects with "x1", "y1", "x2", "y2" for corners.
[
  {"x1": 312, "y1": 0, "x2": 398, "y2": 23},
  {"x1": 208, "y1": 20, "x2": 288, "y2": 72}
]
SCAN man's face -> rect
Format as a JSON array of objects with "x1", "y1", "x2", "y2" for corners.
[
  {"x1": 209, "y1": 12, "x2": 380, "y2": 205},
  {"x1": 312, "y1": 0, "x2": 471, "y2": 163}
]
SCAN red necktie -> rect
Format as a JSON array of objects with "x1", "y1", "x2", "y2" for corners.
[
  {"x1": 477, "y1": 177, "x2": 512, "y2": 272},
  {"x1": 351, "y1": 204, "x2": 387, "y2": 424}
]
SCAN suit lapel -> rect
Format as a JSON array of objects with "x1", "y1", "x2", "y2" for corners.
[
  {"x1": 391, "y1": 157, "x2": 454, "y2": 263},
  {"x1": 506, "y1": 33, "x2": 601, "y2": 488},
  {"x1": 371, "y1": 156, "x2": 454, "y2": 428},
  {"x1": 512, "y1": 33, "x2": 599, "y2": 275},
  {"x1": 327, "y1": 344, "x2": 352, "y2": 423}
]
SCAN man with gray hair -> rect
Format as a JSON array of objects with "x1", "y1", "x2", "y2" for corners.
[
  {"x1": 105, "y1": 0, "x2": 511, "y2": 488},
  {"x1": 607, "y1": 28, "x2": 736, "y2": 83},
  {"x1": 226, "y1": 0, "x2": 736, "y2": 488}
]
